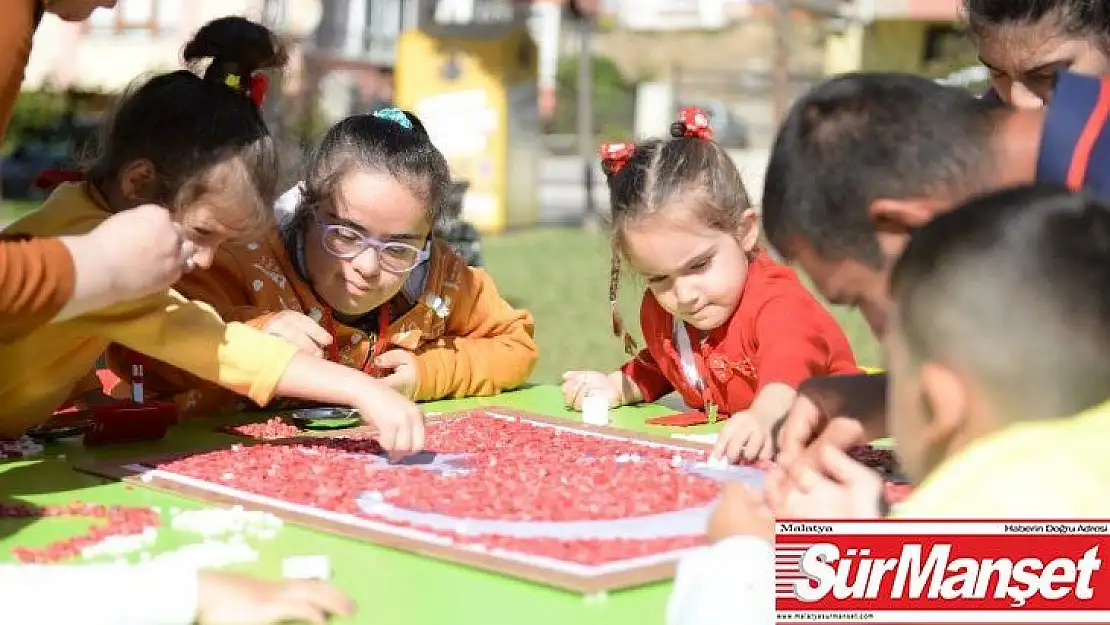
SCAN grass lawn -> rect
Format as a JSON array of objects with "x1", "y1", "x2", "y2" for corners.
[
  {"x1": 482, "y1": 227, "x2": 881, "y2": 384},
  {"x1": 0, "y1": 200, "x2": 35, "y2": 225},
  {"x1": 0, "y1": 200, "x2": 881, "y2": 382}
]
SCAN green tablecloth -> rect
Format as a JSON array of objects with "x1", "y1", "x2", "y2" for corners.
[{"x1": 0, "y1": 385, "x2": 718, "y2": 625}]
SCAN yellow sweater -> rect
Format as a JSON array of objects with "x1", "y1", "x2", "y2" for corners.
[
  {"x1": 0, "y1": 183, "x2": 298, "y2": 436},
  {"x1": 894, "y1": 401, "x2": 1110, "y2": 517}
]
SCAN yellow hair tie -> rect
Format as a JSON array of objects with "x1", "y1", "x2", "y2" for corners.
[{"x1": 224, "y1": 74, "x2": 242, "y2": 91}]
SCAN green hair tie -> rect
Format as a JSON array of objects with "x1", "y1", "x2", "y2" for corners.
[{"x1": 372, "y1": 108, "x2": 412, "y2": 130}]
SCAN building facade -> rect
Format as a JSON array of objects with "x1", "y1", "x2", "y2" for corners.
[{"x1": 22, "y1": 0, "x2": 269, "y2": 93}]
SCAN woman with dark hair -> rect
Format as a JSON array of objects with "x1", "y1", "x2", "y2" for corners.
[{"x1": 967, "y1": 0, "x2": 1110, "y2": 107}]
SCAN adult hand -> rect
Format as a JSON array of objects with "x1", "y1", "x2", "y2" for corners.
[
  {"x1": 262, "y1": 311, "x2": 334, "y2": 359},
  {"x1": 776, "y1": 373, "x2": 887, "y2": 467},
  {"x1": 196, "y1": 570, "x2": 355, "y2": 625},
  {"x1": 776, "y1": 445, "x2": 883, "y2": 520}
]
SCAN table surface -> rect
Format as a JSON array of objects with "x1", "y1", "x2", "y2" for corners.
[{"x1": 0, "y1": 385, "x2": 727, "y2": 625}]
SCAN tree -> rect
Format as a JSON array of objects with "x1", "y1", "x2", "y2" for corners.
[{"x1": 551, "y1": 54, "x2": 634, "y2": 141}]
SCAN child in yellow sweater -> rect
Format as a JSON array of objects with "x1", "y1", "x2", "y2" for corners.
[
  {"x1": 109, "y1": 109, "x2": 538, "y2": 415},
  {"x1": 0, "y1": 17, "x2": 423, "y2": 453}
]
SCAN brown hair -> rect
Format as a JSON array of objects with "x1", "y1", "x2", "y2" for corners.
[
  {"x1": 87, "y1": 16, "x2": 288, "y2": 230},
  {"x1": 280, "y1": 110, "x2": 451, "y2": 262},
  {"x1": 601, "y1": 111, "x2": 752, "y2": 355}
]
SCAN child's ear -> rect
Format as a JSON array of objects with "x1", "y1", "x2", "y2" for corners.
[
  {"x1": 738, "y1": 209, "x2": 761, "y2": 253},
  {"x1": 118, "y1": 159, "x2": 160, "y2": 206},
  {"x1": 919, "y1": 361, "x2": 968, "y2": 453}
]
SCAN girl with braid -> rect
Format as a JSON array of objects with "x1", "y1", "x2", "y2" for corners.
[{"x1": 561, "y1": 108, "x2": 859, "y2": 463}]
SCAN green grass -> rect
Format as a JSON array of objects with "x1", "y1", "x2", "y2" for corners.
[
  {"x1": 0, "y1": 200, "x2": 35, "y2": 224},
  {"x1": 482, "y1": 227, "x2": 881, "y2": 384}
]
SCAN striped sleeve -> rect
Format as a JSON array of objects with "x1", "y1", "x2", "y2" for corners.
[{"x1": 1037, "y1": 71, "x2": 1110, "y2": 198}]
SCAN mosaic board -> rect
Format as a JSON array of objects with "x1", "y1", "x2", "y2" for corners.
[{"x1": 83, "y1": 409, "x2": 767, "y2": 593}]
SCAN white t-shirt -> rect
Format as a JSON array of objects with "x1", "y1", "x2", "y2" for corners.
[
  {"x1": 667, "y1": 535, "x2": 776, "y2": 625},
  {"x1": 0, "y1": 563, "x2": 198, "y2": 624}
]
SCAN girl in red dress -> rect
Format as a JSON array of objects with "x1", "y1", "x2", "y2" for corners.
[{"x1": 562, "y1": 108, "x2": 859, "y2": 463}]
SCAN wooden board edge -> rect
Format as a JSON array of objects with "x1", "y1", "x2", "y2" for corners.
[{"x1": 78, "y1": 460, "x2": 682, "y2": 594}]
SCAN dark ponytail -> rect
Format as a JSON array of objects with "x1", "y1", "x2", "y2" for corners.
[{"x1": 87, "y1": 16, "x2": 288, "y2": 224}]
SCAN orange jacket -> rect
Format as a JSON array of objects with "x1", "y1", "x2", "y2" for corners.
[
  {"x1": 108, "y1": 233, "x2": 537, "y2": 414},
  {"x1": 0, "y1": 0, "x2": 38, "y2": 141},
  {"x1": 0, "y1": 235, "x2": 75, "y2": 342}
]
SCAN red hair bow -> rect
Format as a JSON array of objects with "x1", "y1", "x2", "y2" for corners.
[
  {"x1": 677, "y1": 106, "x2": 714, "y2": 140},
  {"x1": 35, "y1": 169, "x2": 85, "y2": 190},
  {"x1": 248, "y1": 73, "x2": 269, "y2": 108},
  {"x1": 598, "y1": 142, "x2": 634, "y2": 175}
]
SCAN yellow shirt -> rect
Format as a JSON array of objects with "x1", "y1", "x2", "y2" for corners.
[
  {"x1": 894, "y1": 401, "x2": 1110, "y2": 517},
  {"x1": 0, "y1": 183, "x2": 298, "y2": 436}
]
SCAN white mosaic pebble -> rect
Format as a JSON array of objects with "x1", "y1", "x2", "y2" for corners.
[{"x1": 282, "y1": 555, "x2": 331, "y2": 580}]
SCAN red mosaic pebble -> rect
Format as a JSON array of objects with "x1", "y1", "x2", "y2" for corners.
[{"x1": 1, "y1": 501, "x2": 161, "y2": 563}]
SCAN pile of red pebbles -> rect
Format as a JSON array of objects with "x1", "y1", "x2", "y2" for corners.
[
  {"x1": 2, "y1": 501, "x2": 160, "y2": 563},
  {"x1": 218, "y1": 416, "x2": 304, "y2": 440}
]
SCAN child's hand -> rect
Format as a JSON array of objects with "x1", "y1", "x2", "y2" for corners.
[
  {"x1": 710, "y1": 412, "x2": 775, "y2": 463},
  {"x1": 561, "y1": 371, "x2": 621, "y2": 410},
  {"x1": 707, "y1": 483, "x2": 774, "y2": 543},
  {"x1": 351, "y1": 381, "x2": 425, "y2": 458},
  {"x1": 94, "y1": 204, "x2": 191, "y2": 293},
  {"x1": 262, "y1": 311, "x2": 334, "y2": 358},
  {"x1": 776, "y1": 445, "x2": 883, "y2": 519},
  {"x1": 196, "y1": 570, "x2": 355, "y2": 625},
  {"x1": 375, "y1": 349, "x2": 419, "y2": 399}
]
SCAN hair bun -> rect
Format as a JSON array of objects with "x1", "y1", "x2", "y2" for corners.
[
  {"x1": 184, "y1": 16, "x2": 289, "y2": 80},
  {"x1": 402, "y1": 110, "x2": 431, "y2": 138},
  {"x1": 668, "y1": 121, "x2": 686, "y2": 139}
]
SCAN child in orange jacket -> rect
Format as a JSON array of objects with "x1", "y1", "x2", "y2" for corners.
[
  {"x1": 110, "y1": 109, "x2": 538, "y2": 415},
  {"x1": 562, "y1": 108, "x2": 859, "y2": 463}
]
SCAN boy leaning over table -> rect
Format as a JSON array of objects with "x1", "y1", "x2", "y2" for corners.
[
  {"x1": 667, "y1": 185, "x2": 1110, "y2": 625},
  {"x1": 0, "y1": 220, "x2": 355, "y2": 624}
]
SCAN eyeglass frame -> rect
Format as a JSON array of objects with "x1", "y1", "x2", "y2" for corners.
[{"x1": 314, "y1": 214, "x2": 431, "y2": 274}]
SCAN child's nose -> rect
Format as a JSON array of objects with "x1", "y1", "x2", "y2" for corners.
[
  {"x1": 350, "y1": 246, "x2": 382, "y2": 279},
  {"x1": 673, "y1": 281, "x2": 699, "y2": 311}
]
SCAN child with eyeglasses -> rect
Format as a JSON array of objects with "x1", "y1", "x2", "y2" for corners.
[{"x1": 108, "y1": 110, "x2": 538, "y2": 414}]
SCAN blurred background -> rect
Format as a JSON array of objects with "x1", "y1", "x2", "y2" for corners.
[{"x1": 1, "y1": 0, "x2": 987, "y2": 383}]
